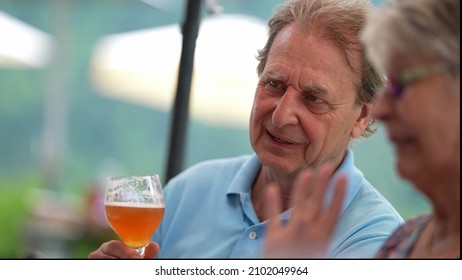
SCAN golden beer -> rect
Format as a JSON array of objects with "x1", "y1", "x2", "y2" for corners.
[{"x1": 105, "y1": 202, "x2": 165, "y2": 248}]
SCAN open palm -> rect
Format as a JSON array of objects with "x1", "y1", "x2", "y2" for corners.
[{"x1": 263, "y1": 165, "x2": 347, "y2": 258}]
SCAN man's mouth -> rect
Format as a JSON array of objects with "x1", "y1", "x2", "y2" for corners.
[
  {"x1": 267, "y1": 129, "x2": 298, "y2": 145},
  {"x1": 272, "y1": 134, "x2": 293, "y2": 144}
]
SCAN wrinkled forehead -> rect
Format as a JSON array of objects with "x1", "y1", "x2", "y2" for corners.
[{"x1": 284, "y1": 22, "x2": 364, "y2": 73}]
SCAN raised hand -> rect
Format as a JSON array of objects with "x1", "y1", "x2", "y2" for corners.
[{"x1": 262, "y1": 164, "x2": 347, "y2": 258}]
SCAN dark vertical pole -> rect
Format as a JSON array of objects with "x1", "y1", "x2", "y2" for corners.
[{"x1": 164, "y1": 0, "x2": 202, "y2": 183}]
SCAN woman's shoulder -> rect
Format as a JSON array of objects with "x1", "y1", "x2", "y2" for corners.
[{"x1": 374, "y1": 213, "x2": 432, "y2": 258}]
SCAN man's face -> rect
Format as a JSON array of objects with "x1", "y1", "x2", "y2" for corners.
[{"x1": 249, "y1": 23, "x2": 370, "y2": 176}]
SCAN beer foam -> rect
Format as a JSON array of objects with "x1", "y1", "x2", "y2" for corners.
[{"x1": 105, "y1": 202, "x2": 164, "y2": 208}]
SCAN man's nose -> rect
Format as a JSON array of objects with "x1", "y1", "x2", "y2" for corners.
[{"x1": 272, "y1": 88, "x2": 300, "y2": 128}]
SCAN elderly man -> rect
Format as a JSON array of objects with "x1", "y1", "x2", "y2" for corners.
[{"x1": 89, "y1": 0, "x2": 402, "y2": 259}]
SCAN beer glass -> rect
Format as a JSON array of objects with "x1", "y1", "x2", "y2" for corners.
[{"x1": 104, "y1": 175, "x2": 165, "y2": 256}]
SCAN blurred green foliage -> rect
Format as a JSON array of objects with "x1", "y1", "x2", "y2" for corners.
[{"x1": 0, "y1": 172, "x2": 40, "y2": 258}]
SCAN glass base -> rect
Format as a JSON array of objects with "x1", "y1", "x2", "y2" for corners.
[{"x1": 135, "y1": 246, "x2": 146, "y2": 256}]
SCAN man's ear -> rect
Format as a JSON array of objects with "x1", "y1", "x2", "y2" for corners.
[{"x1": 351, "y1": 103, "x2": 373, "y2": 138}]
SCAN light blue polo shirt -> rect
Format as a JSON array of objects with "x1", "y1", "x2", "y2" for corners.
[{"x1": 153, "y1": 149, "x2": 403, "y2": 258}]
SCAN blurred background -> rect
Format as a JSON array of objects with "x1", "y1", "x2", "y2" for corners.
[{"x1": 0, "y1": 0, "x2": 429, "y2": 258}]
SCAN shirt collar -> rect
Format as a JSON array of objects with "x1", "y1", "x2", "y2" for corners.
[
  {"x1": 226, "y1": 153, "x2": 261, "y2": 195},
  {"x1": 225, "y1": 149, "x2": 363, "y2": 220}
]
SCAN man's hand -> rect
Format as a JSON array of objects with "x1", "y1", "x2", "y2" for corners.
[
  {"x1": 88, "y1": 241, "x2": 160, "y2": 259},
  {"x1": 263, "y1": 164, "x2": 347, "y2": 258}
]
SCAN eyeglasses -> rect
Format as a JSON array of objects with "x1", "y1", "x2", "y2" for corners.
[{"x1": 385, "y1": 63, "x2": 446, "y2": 99}]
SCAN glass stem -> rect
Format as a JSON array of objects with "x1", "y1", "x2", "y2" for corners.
[{"x1": 135, "y1": 246, "x2": 146, "y2": 257}]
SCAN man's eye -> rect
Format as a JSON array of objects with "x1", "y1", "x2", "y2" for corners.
[
  {"x1": 305, "y1": 94, "x2": 331, "y2": 114},
  {"x1": 265, "y1": 80, "x2": 286, "y2": 94},
  {"x1": 269, "y1": 80, "x2": 280, "y2": 88},
  {"x1": 307, "y1": 95, "x2": 323, "y2": 104}
]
